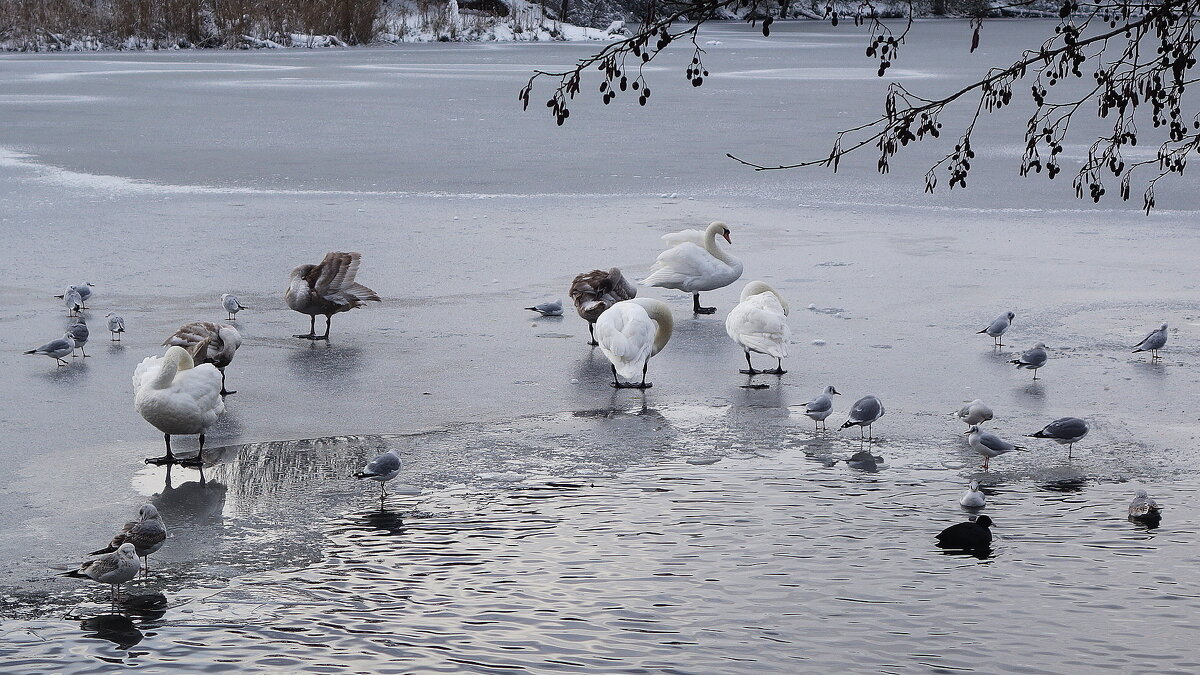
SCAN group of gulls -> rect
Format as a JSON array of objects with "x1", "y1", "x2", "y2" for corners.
[{"x1": 38, "y1": 224, "x2": 1175, "y2": 591}]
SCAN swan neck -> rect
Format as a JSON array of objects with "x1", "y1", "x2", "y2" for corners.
[
  {"x1": 704, "y1": 226, "x2": 734, "y2": 264},
  {"x1": 150, "y1": 357, "x2": 179, "y2": 389}
]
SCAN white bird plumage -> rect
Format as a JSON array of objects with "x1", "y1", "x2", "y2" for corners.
[
  {"x1": 164, "y1": 321, "x2": 242, "y2": 396},
  {"x1": 106, "y1": 313, "x2": 125, "y2": 341},
  {"x1": 134, "y1": 346, "x2": 225, "y2": 466},
  {"x1": 966, "y1": 424, "x2": 1024, "y2": 470},
  {"x1": 801, "y1": 385, "x2": 840, "y2": 431},
  {"x1": 642, "y1": 221, "x2": 743, "y2": 314},
  {"x1": 354, "y1": 448, "x2": 403, "y2": 496},
  {"x1": 960, "y1": 480, "x2": 987, "y2": 508},
  {"x1": 25, "y1": 333, "x2": 75, "y2": 366},
  {"x1": 90, "y1": 504, "x2": 167, "y2": 575},
  {"x1": 1132, "y1": 322, "x2": 1168, "y2": 360},
  {"x1": 221, "y1": 293, "x2": 249, "y2": 320},
  {"x1": 956, "y1": 399, "x2": 994, "y2": 426},
  {"x1": 595, "y1": 298, "x2": 674, "y2": 388},
  {"x1": 977, "y1": 311, "x2": 1014, "y2": 347},
  {"x1": 725, "y1": 281, "x2": 791, "y2": 375},
  {"x1": 1129, "y1": 489, "x2": 1162, "y2": 521},
  {"x1": 63, "y1": 542, "x2": 139, "y2": 602}
]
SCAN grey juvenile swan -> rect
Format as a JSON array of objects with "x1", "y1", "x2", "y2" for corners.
[{"x1": 286, "y1": 251, "x2": 381, "y2": 340}]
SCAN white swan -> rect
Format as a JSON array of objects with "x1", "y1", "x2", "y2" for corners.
[
  {"x1": 134, "y1": 346, "x2": 225, "y2": 466},
  {"x1": 595, "y1": 298, "x2": 674, "y2": 388},
  {"x1": 725, "y1": 281, "x2": 791, "y2": 375},
  {"x1": 642, "y1": 221, "x2": 743, "y2": 314}
]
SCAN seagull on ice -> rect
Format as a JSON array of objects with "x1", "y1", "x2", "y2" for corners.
[
  {"x1": 64, "y1": 288, "x2": 83, "y2": 317},
  {"x1": 956, "y1": 399, "x2": 993, "y2": 426},
  {"x1": 841, "y1": 394, "x2": 884, "y2": 440},
  {"x1": 1028, "y1": 417, "x2": 1089, "y2": 458},
  {"x1": 56, "y1": 283, "x2": 94, "y2": 309},
  {"x1": 1132, "y1": 322, "x2": 1168, "y2": 360},
  {"x1": 25, "y1": 333, "x2": 75, "y2": 366},
  {"x1": 1010, "y1": 342, "x2": 1048, "y2": 379},
  {"x1": 977, "y1": 311, "x2": 1014, "y2": 347},
  {"x1": 68, "y1": 317, "x2": 89, "y2": 357},
  {"x1": 90, "y1": 504, "x2": 167, "y2": 576},
  {"x1": 966, "y1": 425, "x2": 1023, "y2": 470},
  {"x1": 62, "y1": 543, "x2": 139, "y2": 602},
  {"x1": 960, "y1": 480, "x2": 986, "y2": 508},
  {"x1": 106, "y1": 314, "x2": 125, "y2": 341},
  {"x1": 221, "y1": 294, "x2": 249, "y2": 321},
  {"x1": 525, "y1": 299, "x2": 564, "y2": 316},
  {"x1": 801, "y1": 385, "x2": 839, "y2": 430},
  {"x1": 354, "y1": 448, "x2": 402, "y2": 496}
]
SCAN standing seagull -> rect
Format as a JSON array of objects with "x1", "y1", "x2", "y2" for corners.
[
  {"x1": 725, "y1": 281, "x2": 791, "y2": 375},
  {"x1": 221, "y1": 294, "x2": 249, "y2": 321},
  {"x1": 25, "y1": 333, "x2": 75, "y2": 366},
  {"x1": 64, "y1": 288, "x2": 83, "y2": 317},
  {"x1": 1010, "y1": 342, "x2": 1048, "y2": 379},
  {"x1": 90, "y1": 504, "x2": 167, "y2": 577},
  {"x1": 569, "y1": 268, "x2": 637, "y2": 345},
  {"x1": 841, "y1": 395, "x2": 885, "y2": 440},
  {"x1": 1028, "y1": 417, "x2": 1090, "y2": 458},
  {"x1": 286, "y1": 251, "x2": 381, "y2": 340},
  {"x1": 525, "y1": 299, "x2": 564, "y2": 317},
  {"x1": 164, "y1": 322, "x2": 242, "y2": 396},
  {"x1": 134, "y1": 346, "x2": 225, "y2": 466},
  {"x1": 354, "y1": 448, "x2": 402, "y2": 497},
  {"x1": 595, "y1": 298, "x2": 674, "y2": 389},
  {"x1": 642, "y1": 221, "x2": 744, "y2": 314},
  {"x1": 960, "y1": 480, "x2": 986, "y2": 508},
  {"x1": 966, "y1": 425, "x2": 1023, "y2": 470},
  {"x1": 56, "y1": 283, "x2": 94, "y2": 309},
  {"x1": 106, "y1": 314, "x2": 125, "y2": 341},
  {"x1": 1132, "y1": 322, "x2": 1168, "y2": 360},
  {"x1": 801, "y1": 385, "x2": 840, "y2": 431},
  {"x1": 977, "y1": 311, "x2": 1015, "y2": 347},
  {"x1": 1128, "y1": 489, "x2": 1162, "y2": 524},
  {"x1": 956, "y1": 399, "x2": 994, "y2": 426},
  {"x1": 62, "y1": 543, "x2": 139, "y2": 603},
  {"x1": 68, "y1": 317, "x2": 89, "y2": 357}
]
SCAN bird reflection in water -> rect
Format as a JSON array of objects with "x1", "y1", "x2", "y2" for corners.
[
  {"x1": 355, "y1": 508, "x2": 408, "y2": 536},
  {"x1": 153, "y1": 464, "x2": 229, "y2": 524},
  {"x1": 1040, "y1": 476, "x2": 1088, "y2": 493},
  {"x1": 846, "y1": 450, "x2": 884, "y2": 473},
  {"x1": 939, "y1": 546, "x2": 995, "y2": 561},
  {"x1": 79, "y1": 614, "x2": 144, "y2": 650}
]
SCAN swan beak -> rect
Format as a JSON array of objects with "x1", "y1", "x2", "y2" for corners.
[{"x1": 722, "y1": 232, "x2": 732, "y2": 244}]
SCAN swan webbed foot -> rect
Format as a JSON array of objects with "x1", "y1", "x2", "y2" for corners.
[
  {"x1": 179, "y1": 455, "x2": 205, "y2": 468},
  {"x1": 763, "y1": 368, "x2": 787, "y2": 375},
  {"x1": 740, "y1": 383, "x2": 770, "y2": 390},
  {"x1": 220, "y1": 389, "x2": 237, "y2": 396},
  {"x1": 587, "y1": 340, "x2": 599, "y2": 346},
  {"x1": 612, "y1": 381, "x2": 652, "y2": 389},
  {"x1": 739, "y1": 368, "x2": 763, "y2": 375},
  {"x1": 144, "y1": 456, "x2": 177, "y2": 466},
  {"x1": 694, "y1": 306, "x2": 717, "y2": 315},
  {"x1": 293, "y1": 333, "x2": 318, "y2": 340}
]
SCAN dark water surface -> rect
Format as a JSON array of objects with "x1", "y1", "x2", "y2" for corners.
[{"x1": 2, "y1": 19, "x2": 1200, "y2": 673}]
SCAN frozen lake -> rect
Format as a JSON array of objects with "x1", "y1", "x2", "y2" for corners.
[{"x1": 3, "y1": 19, "x2": 1200, "y2": 673}]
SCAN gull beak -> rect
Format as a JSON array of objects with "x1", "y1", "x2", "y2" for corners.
[
  {"x1": 722, "y1": 232, "x2": 732, "y2": 244},
  {"x1": 964, "y1": 429, "x2": 972, "y2": 435},
  {"x1": 832, "y1": 388, "x2": 841, "y2": 395}
]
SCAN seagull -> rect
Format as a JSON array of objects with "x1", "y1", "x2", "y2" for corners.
[
  {"x1": 286, "y1": 251, "x2": 380, "y2": 340},
  {"x1": 1028, "y1": 417, "x2": 1089, "y2": 458},
  {"x1": 1128, "y1": 489, "x2": 1162, "y2": 523},
  {"x1": 56, "y1": 283, "x2": 94, "y2": 309},
  {"x1": 25, "y1": 333, "x2": 75, "y2": 366},
  {"x1": 966, "y1": 425, "x2": 1023, "y2": 470},
  {"x1": 1132, "y1": 322, "x2": 1168, "y2": 360},
  {"x1": 936, "y1": 515, "x2": 994, "y2": 550},
  {"x1": 221, "y1": 294, "x2": 249, "y2": 321},
  {"x1": 62, "y1": 542, "x2": 140, "y2": 602},
  {"x1": 90, "y1": 504, "x2": 167, "y2": 577},
  {"x1": 1010, "y1": 342, "x2": 1048, "y2": 379},
  {"x1": 68, "y1": 317, "x2": 89, "y2": 357},
  {"x1": 801, "y1": 385, "x2": 840, "y2": 430},
  {"x1": 164, "y1": 322, "x2": 242, "y2": 396},
  {"x1": 841, "y1": 394, "x2": 884, "y2": 440},
  {"x1": 354, "y1": 449, "x2": 402, "y2": 497},
  {"x1": 977, "y1": 311, "x2": 1014, "y2": 347},
  {"x1": 525, "y1": 299, "x2": 564, "y2": 316},
  {"x1": 64, "y1": 288, "x2": 83, "y2": 317},
  {"x1": 956, "y1": 399, "x2": 994, "y2": 426},
  {"x1": 106, "y1": 314, "x2": 125, "y2": 341},
  {"x1": 960, "y1": 480, "x2": 986, "y2": 508}
]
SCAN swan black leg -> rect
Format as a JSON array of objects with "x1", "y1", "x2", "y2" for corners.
[
  {"x1": 693, "y1": 293, "x2": 716, "y2": 315},
  {"x1": 146, "y1": 433, "x2": 176, "y2": 465},
  {"x1": 181, "y1": 434, "x2": 206, "y2": 467},
  {"x1": 320, "y1": 316, "x2": 331, "y2": 340},
  {"x1": 739, "y1": 351, "x2": 762, "y2": 375},
  {"x1": 220, "y1": 369, "x2": 236, "y2": 396},
  {"x1": 763, "y1": 357, "x2": 787, "y2": 375}
]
